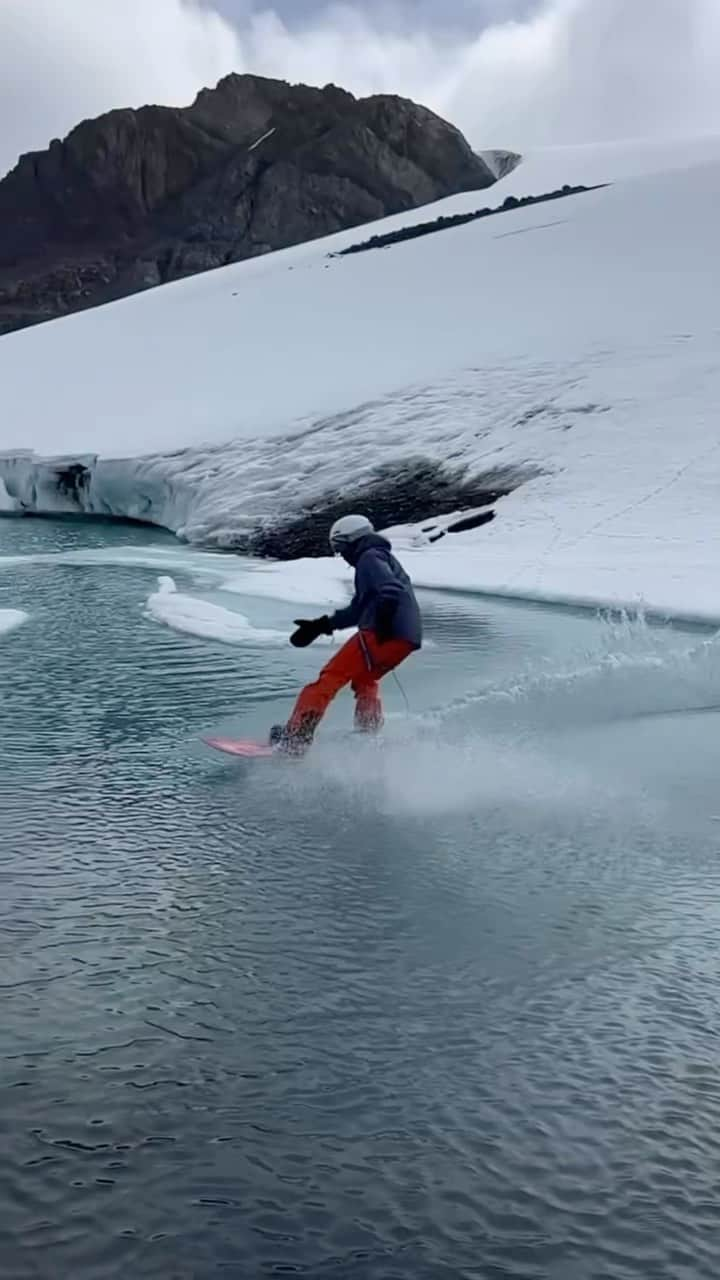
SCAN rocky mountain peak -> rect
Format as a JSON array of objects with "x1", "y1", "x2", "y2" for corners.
[{"x1": 0, "y1": 74, "x2": 515, "y2": 335}]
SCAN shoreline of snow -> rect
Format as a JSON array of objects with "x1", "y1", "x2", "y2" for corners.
[
  {"x1": 411, "y1": 579, "x2": 720, "y2": 629},
  {"x1": 1, "y1": 538, "x2": 718, "y2": 632},
  {"x1": 190, "y1": 549, "x2": 720, "y2": 631}
]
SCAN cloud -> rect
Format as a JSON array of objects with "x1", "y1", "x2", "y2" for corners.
[
  {"x1": 0, "y1": 0, "x2": 245, "y2": 175},
  {"x1": 1, "y1": 0, "x2": 719, "y2": 178}
]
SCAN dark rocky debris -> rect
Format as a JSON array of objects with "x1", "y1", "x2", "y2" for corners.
[
  {"x1": 249, "y1": 458, "x2": 538, "y2": 559},
  {"x1": 336, "y1": 184, "x2": 606, "y2": 257}
]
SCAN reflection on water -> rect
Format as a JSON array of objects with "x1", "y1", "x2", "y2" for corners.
[{"x1": 2, "y1": 517, "x2": 720, "y2": 1280}]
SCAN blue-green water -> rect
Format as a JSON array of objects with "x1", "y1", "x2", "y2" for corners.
[{"x1": 3, "y1": 516, "x2": 720, "y2": 1280}]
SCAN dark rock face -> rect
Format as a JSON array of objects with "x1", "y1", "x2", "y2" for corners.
[
  {"x1": 0, "y1": 74, "x2": 497, "y2": 335},
  {"x1": 248, "y1": 458, "x2": 536, "y2": 560}
]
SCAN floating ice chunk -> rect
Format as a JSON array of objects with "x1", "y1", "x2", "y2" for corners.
[
  {"x1": 144, "y1": 576, "x2": 289, "y2": 646},
  {"x1": 0, "y1": 609, "x2": 28, "y2": 636},
  {"x1": 144, "y1": 576, "x2": 351, "y2": 647}
]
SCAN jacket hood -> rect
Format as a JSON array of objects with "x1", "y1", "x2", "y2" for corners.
[{"x1": 342, "y1": 532, "x2": 391, "y2": 566}]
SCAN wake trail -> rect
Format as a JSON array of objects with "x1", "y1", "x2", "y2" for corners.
[{"x1": 413, "y1": 618, "x2": 720, "y2": 737}]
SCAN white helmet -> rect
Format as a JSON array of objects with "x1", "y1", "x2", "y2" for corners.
[{"x1": 329, "y1": 514, "x2": 374, "y2": 553}]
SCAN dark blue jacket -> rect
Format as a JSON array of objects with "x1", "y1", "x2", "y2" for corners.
[{"x1": 329, "y1": 534, "x2": 422, "y2": 648}]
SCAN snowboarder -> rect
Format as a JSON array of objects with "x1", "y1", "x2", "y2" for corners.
[{"x1": 270, "y1": 515, "x2": 422, "y2": 754}]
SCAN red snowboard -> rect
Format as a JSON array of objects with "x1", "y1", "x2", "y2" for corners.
[{"x1": 204, "y1": 737, "x2": 275, "y2": 759}]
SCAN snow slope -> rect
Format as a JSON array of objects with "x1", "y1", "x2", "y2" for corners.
[
  {"x1": 1, "y1": 133, "x2": 718, "y2": 460},
  {"x1": 489, "y1": 133, "x2": 720, "y2": 197},
  {"x1": 1, "y1": 137, "x2": 720, "y2": 620}
]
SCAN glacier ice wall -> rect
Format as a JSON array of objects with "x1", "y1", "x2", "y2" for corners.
[
  {"x1": 0, "y1": 362, "x2": 550, "y2": 551},
  {"x1": 0, "y1": 475, "x2": 16, "y2": 511}
]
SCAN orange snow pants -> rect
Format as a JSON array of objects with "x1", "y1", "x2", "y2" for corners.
[{"x1": 288, "y1": 630, "x2": 415, "y2": 736}]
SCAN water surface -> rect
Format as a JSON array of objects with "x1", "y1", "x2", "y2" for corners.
[{"x1": 2, "y1": 516, "x2": 720, "y2": 1280}]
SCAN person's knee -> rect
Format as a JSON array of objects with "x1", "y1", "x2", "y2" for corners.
[{"x1": 321, "y1": 674, "x2": 350, "y2": 699}]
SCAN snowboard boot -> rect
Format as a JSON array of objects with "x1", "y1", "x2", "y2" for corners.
[{"x1": 269, "y1": 712, "x2": 320, "y2": 757}]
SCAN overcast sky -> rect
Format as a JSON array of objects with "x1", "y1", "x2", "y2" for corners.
[
  {"x1": 1, "y1": 0, "x2": 719, "y2": 179},
  {"x1": 208, "y1": 0, "x2": 538, "y2": 29}
]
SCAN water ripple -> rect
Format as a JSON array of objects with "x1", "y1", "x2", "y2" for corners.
[{"x1": 3, "y1": 520, "x2": 720, "y2": 1277}]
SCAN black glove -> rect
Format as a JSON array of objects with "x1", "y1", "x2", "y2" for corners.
[
  {"x1": 290, "y1": 616, "x2": 333, "y2": 648},
  {"x1": 374, "y1": 598, "x2": 397, "y2": 644}
]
